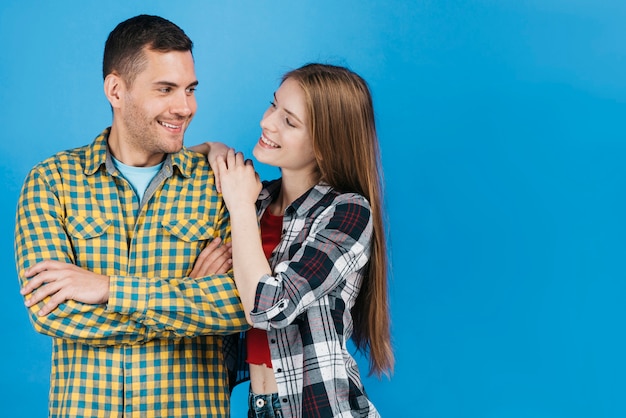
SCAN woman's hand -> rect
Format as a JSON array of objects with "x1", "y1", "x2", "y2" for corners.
[
  {"x1": 215, "y1": 149, "x2": 268, "y2": 324},
  {"x1": 216, "y1": 149, "x2": 262, "y2": 212},
  {"x1": 188, "y1": 142, "x2": 232, "y2": 192}
]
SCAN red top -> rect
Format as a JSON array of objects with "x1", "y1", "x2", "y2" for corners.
[{"x1": 246, "y1": 207, "x2": 283, "y2": 367}]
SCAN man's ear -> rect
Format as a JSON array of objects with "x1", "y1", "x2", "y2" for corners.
[{"x1": 104, "y1": 73, "x2": 123, "y2": 108}]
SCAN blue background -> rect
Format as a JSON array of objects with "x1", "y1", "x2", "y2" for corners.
[{"x1": 1, "y1": 1, "x2": 625, "y2": 417}]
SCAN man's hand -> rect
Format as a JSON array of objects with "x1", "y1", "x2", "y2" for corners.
[
  {"x1": 189, "y1": 237, "x2": 232, "y2": 278},
  {"x1": 20, "y1": 260, "x2": 110, "y2": 316}
]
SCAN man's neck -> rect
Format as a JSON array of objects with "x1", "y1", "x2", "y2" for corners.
[{"x1": 107, "y1": 127, "x2": 166, "y2": 167}]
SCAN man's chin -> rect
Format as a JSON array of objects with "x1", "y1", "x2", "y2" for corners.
[{"x1": 164, "y1": 137, "x2": 185, "y2": 154}]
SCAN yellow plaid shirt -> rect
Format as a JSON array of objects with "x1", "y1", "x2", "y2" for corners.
[{"x1": 14, "y1": 128, "x2": 248, "y2": 417}]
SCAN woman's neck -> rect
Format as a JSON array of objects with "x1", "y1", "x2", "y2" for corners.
[{"x1": 270, "y1": 171, "x2": 318, "y2": 216}]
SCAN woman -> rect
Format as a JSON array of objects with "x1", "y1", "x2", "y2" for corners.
[{"x1": 195, "y1": 63, "x2": 393, "y2": 417}]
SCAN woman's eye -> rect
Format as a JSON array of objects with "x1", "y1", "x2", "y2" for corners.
[
  {"x1": 269, "y1": 101, "x2": 277, "y2": 108},
  {"x1": 286, "y1": 118, "x2": 295, "y2": 128}
]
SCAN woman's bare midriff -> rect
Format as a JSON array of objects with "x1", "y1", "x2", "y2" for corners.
[{"x1": 249, "y1": 363, "x2": 279, "y2": 394}]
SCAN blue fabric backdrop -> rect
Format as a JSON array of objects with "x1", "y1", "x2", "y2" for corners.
[{"x1": 1, "y1": 1, "x2": 625, "y2": 416}]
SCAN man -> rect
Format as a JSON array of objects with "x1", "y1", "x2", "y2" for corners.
[{"x1": 15, "y1": 15, "x2": 248, "y2": 417}]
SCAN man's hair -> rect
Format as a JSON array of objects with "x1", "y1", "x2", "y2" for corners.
[{"x1": 102, "y1": 14, "x2": 193, "y2": 85}]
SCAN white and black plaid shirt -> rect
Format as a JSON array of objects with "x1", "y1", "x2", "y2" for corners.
[{"x1": 225, "y1": 179, "x2": 381, "y2": 418}]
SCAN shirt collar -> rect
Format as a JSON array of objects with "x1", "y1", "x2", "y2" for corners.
[
  {"x1": 258, "y1": 179, "x2": 334, "y2": 216},
  {"x1": 84, "y1": 127, "x2": 193, "y2": 179}
]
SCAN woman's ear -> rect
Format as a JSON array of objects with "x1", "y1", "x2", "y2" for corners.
[{"x1": 103, "y1": 73, "x2": 123, "y2": 108}]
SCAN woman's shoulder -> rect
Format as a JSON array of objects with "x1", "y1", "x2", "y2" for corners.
[{"x1": 320, "y1": 186, "x2": 371, "y2": 210}]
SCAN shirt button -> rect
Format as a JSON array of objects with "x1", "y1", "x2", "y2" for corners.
[
  {"x1": 270, "y1": 339, "x2": 276, "y2": 344},
  {"x1": 276, "y1": 368, "x2": 282, "y2": 373},
  {"x1": 282, "y1": 398, "x2": 288, "y2": 403}
]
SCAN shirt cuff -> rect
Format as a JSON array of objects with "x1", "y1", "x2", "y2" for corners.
[
  {"x1": 106, "y1": 275, "x2": 148, "y2": 317},
  {"x1": 249, "y1": 274, "x2": 290, "y2": 329}
]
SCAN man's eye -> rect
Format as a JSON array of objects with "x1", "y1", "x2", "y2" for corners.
[
  {"x1": 160, "y1": 88, "x2": 171, "y2": 93},
  {"x1": 186, "y1": 87, "x2": 197, "y2": 94}
]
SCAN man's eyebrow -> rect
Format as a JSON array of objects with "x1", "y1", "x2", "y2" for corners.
[
  {"x1": 153, "y1": 80, "x2": 199, "y2": 88},
  {"x1": 274, "y1": 93, "x2": 304, "y2": 125}
]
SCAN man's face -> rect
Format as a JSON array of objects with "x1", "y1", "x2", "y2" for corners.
[{"x1": 116, "y1": 48, "x2": 198, "y2": 165}]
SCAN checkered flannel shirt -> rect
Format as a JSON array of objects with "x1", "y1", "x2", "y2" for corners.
[
  {"x1": 15, "y1": 128, "x2": 248, "y2": 417},
  {"x1": 226, "y1": 180, "x2": 381, "y2": 418}
]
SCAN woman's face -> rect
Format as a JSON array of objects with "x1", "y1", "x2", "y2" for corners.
[{"x1": 253, "y1": 77, "x2": 317, "y2": 178}]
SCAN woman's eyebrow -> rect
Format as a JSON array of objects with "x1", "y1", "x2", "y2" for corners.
[{"x1": 274, "y1": 92, "x2": 304, "y2": 125}]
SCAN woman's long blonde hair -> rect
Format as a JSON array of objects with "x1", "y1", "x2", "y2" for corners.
[{"x1": 283, "y1": 63, "x2": 394, "y2": 377}]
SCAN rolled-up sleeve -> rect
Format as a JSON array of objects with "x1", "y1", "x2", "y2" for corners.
[{"x1": 249, "y1": 194, "x2": 372, "y2": 330}]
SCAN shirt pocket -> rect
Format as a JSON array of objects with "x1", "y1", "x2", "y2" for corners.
[
  {"x1": 65, "y1": 215, "x2": 113, "y2": 269},
  {"x1": 161, "y1": 218, "x2": 216, "y2": 242},
  {"x1": 65, "y1": 215, "x2": 112, "y2": 240},
  {"x1": 160, "y1": 219, "x2": 216, "y2": 273}
]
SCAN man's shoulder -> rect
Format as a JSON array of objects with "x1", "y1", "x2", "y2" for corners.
[
  {"x1": 175, "y1": 148, "x2": 214, "y2": 179},
  {"x1": 31, "y1": 143, "x2": 91, "y2": 173},
  {"x1": 31, "y1": 128, "x2": 108, "y2": 170},
  {"x1": 181, "y1": 148, "x2": 210, "y2": 167},
  {"x1": 29, "y1": 132, "x2": 109, "y2": 186}
]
